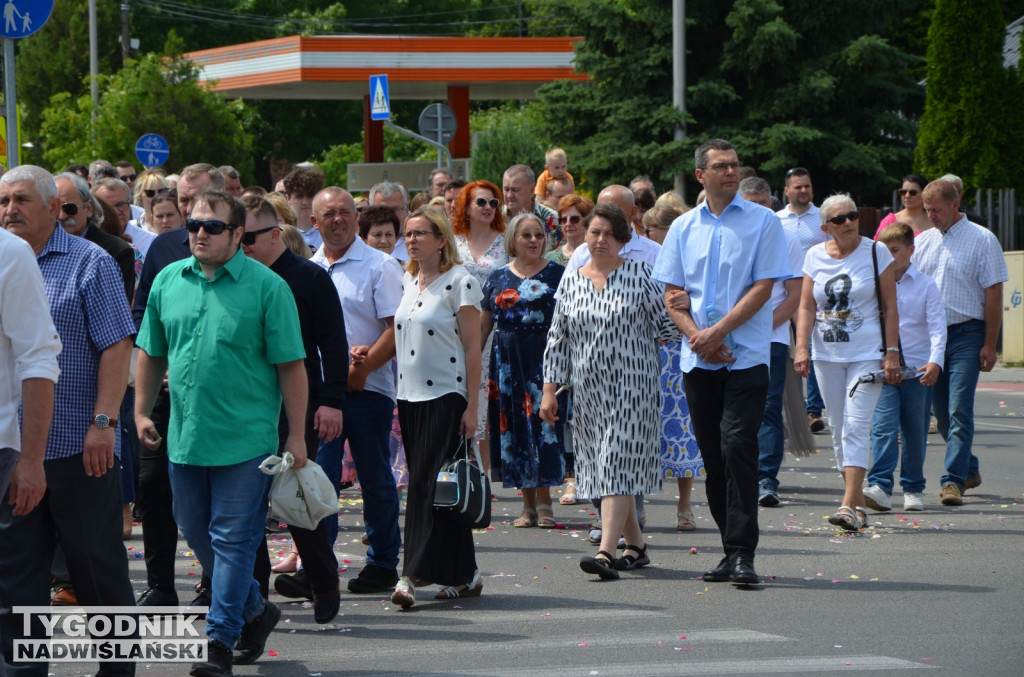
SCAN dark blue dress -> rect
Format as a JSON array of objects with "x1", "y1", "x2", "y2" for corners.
[{"x1": 483, "y1": 262, "x2": 566, "y2": 489}]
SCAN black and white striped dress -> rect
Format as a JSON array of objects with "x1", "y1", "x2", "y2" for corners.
[{"x1": 543, "y1": 259, "x2": 680, "y2": 499}]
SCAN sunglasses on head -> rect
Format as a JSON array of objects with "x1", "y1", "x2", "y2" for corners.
[
  {"x1": 558, "y1": 214, "x2": 582, "y2": 225},
  {"x1": 785, "y1": 167, "x2": 808, "y2": 177},
  {"x1": 898, "y1": 188, "x2": 919, "y2": 196},
  {"x1": 143, "y1": 188, "x2": 169, "y2": 198},
  {"x1": 241, "y1": 225, "x2": 278, "y2": 245},
  {"x1": 61, "y1": 202, "x2": 79, "y2": 216},
  {"x1": 474, "y1": 197, "x2": 500, "y2": 209},
  {"x1": 185, "y1": 218, "x2": 235, "y2": 235},
  {"x1": 827, "y1": 211, "x2": 859, "y2": 226}
]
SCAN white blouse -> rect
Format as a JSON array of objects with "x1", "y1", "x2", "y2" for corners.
[{"x1": 395, "y1": 265, "x2": 483, "y2": 402}]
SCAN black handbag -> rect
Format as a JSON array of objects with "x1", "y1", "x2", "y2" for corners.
[{"x1": 433, "y1": 437, "x2": 491, "y2": 529}]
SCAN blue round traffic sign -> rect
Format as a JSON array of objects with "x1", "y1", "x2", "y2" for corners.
[
  {"x1": 0, "y1": 0, "x2": 53, "y2": 39},
  {"x1": 135, "y1": 133, "x2": 170, "y2": 168}
]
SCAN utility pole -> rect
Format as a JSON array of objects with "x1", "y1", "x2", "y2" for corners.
[
  {"x1": 120, "y1": 0, "x2": 131, "y2": 62},
  {"x1": 89, "y1": 0, "x2": 98, "y2": 139},
  {"x1": 673, "y1": 0, "x2": 686, "y2": 200}
]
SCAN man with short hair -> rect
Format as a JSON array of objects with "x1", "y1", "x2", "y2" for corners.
[
  {"x1": 654, "y1": 139, "x2": 790, "y2": 585},
  {"x1": 218, "y1": 165, "x2": 243, "y2": 197},
  {"x1": 629, "y1": 175, "x2": 656, "y2": 195},
  {"x1": 937, "y1": 172, "x2": 987, "y2": 226},
  {"x1": 239, "y1": 195, "x2": 348, "y2": 629},
  {"x1": 776, "y1": 167, "x2": 827, "y2": 433},
  {"x1": 369, "y1": 181, "x2": 410, "y2": 260},
  {"x1": 913, "y1": 179, "x2": 1007, "y2": 507},
  {"x1": 544, "y1": 176, "x2": 575, "y2": 207},
  {"x1": 740, "y1": 176, "x2": 803, "y2": 507},
  {"x1": 309, "y1": 187, "x2": 405, "y2": 596},
  {"x1": 0, "y1": 165, "x2": 138, "y2": 677},
  {"x1": 136, "y1": 189, "x2": 307, "y2": 675},
  {"x1": 564, "y1": 184, "x2": 661, "y2": 273},
  {"x1": 93, "y1": 177, "x2": 157, "y2": 256},
  {"x1": 503, "y1": 164, "x2": 559, "y2": 244},
  {"x1": 88, "y1": 159, "x2": 118, "y2": 185},
  {"x1": 427, "y1": 168, "x2": 452, "y2": 198},
  {"x1": 177, "y1": 163, "x2": 225, "y2": 219},
  {"x1": 283, "y1": 166, "x2": 326, "y2": 253},
  {"x1": 115, "y1": 161, "x2": 138, "y2": 192},
  {"x1": 443, "y1": 179, "x2": 466, "y2": 222}
]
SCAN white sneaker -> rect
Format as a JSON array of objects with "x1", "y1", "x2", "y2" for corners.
[
  {"x1": 862, "y1": 485, "x2": 892, "y2": 512},
  {"x1": 903, "y1": 492, "x2": 925, "y2": 511}
]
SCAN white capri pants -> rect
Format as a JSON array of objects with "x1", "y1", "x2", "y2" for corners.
[{"x1": 814, "y1": 359, "x2": 884, "y2": 470}]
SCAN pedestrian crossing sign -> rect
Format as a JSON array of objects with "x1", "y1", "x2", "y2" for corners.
[{"x1": 369, "y1": 74, "x2": 390, "y2": 121}]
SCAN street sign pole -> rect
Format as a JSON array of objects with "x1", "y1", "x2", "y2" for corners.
[{"x1": 3, "y1": 38, "x2": 16, "y2": 168}]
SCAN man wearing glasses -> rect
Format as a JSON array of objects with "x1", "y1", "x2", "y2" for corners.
[
  {"x1": 654, "y1": 139, "x2": 790, "y2": 586},
  {"x1": 136, "y1": 189, "x2": 308, "y2": 675},
  {"x1": 777, "y1": 167, "x2": 828, "y2": 434}
]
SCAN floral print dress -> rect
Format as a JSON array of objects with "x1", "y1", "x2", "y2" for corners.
[{"x1": 482, "y1": 262, "x2": 567, "y2": 488}]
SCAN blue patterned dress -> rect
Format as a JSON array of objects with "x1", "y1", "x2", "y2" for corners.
[
  {"x1": 483, "y1": 262, "x2": 567, "y2": 488},
  {"x1": 659, "y1": 343, "x2": 704, "y2": 479}
]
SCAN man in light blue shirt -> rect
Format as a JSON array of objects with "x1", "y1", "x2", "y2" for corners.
[{"x1": 653, "y1": 139, "x2": 789, "y2": 586}]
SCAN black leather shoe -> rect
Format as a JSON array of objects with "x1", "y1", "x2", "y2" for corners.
[
  {"x1": 313, "y1": 588, "x2": 341, "y2": 624},
  {"x1": 730, "y1": 558, "x2": 759, "y2": 585},
  {"x1": 702, "y1": 557, "x2": 731, "y2": 582},
  {"x1": 191, "y1": 639, "x2": 233, "y2": 676},
  {"x1": 274, "y1": 570, "x2": 313, "y2": 600},
  {"x1": 232, "y1": 601, "x2": 281, "y2": 666},
  {"x1": 137, "y1": 586, "x2": 179, "y2": 607}
]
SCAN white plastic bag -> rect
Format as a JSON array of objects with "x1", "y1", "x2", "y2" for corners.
[{"x1": 258, "y1": 453, "x2": 337, "y2": 531}]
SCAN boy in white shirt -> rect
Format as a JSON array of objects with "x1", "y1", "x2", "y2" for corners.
[{"x1": 864, "y1": 223, "x2": 946, "y2": 511}]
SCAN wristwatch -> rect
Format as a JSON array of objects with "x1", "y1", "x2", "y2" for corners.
[{"x1": 93, "y1": 414, "x2": 119, "y2": 429}]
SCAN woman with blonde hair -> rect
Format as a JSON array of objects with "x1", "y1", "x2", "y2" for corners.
[
  {"x1": 392, "y1": 206, "x2": 484, "y2": 608},
  {"x1": 131, "y1": 169, "x2": 169, "y2": 235}
]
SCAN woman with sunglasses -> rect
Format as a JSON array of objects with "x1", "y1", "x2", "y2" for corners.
[
  {"x1": 546, "y1": 194, "x2": 593, "y2": 266},
  {"x1": 481, "y1": 213, "x2": 566, "y2": 528},
  {"x1": 452, "y1": 180, "x2": 507, "y2": 474},
  {"x1": 131, "y1": 170, "x2": 169, "y2": 235},
  {"x1": 795, "y1": 194, "x2": 902, "y2": 532},
  {"x1": 874, "y1": 174, "x2": 930, "y2": 239}
]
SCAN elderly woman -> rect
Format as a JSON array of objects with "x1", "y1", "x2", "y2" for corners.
[
  {"x1": 541, "y1": 203, "x2": 679, "y2": 579},
  {"x1": 481, "y1": 213, "x2": 565, "y2": 528},
  {"x1": 359, "y1": 204, "x2": 400, "y2": 256},
  {"x1": 795, "y1": 193, "x2": 902, "y2": 532},
  {"x1": 874, "y1": 174, "x2": 930, "y2": 238},
  {"x1": 391, "y1": 206, "x2": 483, "y2": 608},
  {"x1": 546, "y1": 194, "x2": 593, "y2": 267}
]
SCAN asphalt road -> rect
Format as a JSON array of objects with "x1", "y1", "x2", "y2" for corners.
[{"x1": 47, "y1": 379, "x2": 1024, "y2": 676}]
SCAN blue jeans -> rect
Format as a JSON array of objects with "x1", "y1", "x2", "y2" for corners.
[
  {"x1": 869, "y1": 379, "x2": 931, "y2": 494},
  {"x1": 169, "y1": 456, "x2": 271, "y2": 648},
  {"x1": 757, "y1": 342, "x2": 788, "y2": 491},
  {"x1": 932, "y1": 320, "x2": 984, "y2": 489},
  {"x1": 316, "y1": 390, "x2": 400, "y2": 569}
]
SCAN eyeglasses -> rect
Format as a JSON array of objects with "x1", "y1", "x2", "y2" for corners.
[
  {"x1": 113, "y1": 200, "x2": 130, "y2": 210},
  {"x1": 403, "y1": 229, "x2": 437, "y2": 240},
  {"x1": 785, "y1": 167, "x2": 808, "y2": 177},
  {"x1": 61, "y1": 202, "x2": 79, "y2": 215},
  {"x1": 241, "y1": 226, "x2": 278, "y2": 245},
  {"x1": 474, "y1": 197, "x2": 500, "y2": 209},
  {"x1": 518, "y1": 232, "x2": 546, "y2": 240},
  {"x1": 143, "y1": 188, "x2": 169, "y2": 198},
  {"x1": 185, "y1": 218, "x2": 235, "y2": 235},
  {"x1": 827, "y1": 211, "x2": 860, "y2": 226},
  {"x1": 558, "y1": 214, "x2": 582, "y2": 225},
  {"x1": 898, "y1": 188, "x2": 919, "y2": 196},
  {"x1": 120, "y1": 174, "x2": 137, "y2": 182},
  {"x1": 704, "y1": 162, "x2": 741, "y2": 173}
]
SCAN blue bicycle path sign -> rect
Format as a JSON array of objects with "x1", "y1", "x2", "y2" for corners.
[
  {"x1": 0, "y1": 0, "x2": 53, "y2": 39},
  {"x1": 135, "y1": 133, "x2": 170, "y2": 168}
]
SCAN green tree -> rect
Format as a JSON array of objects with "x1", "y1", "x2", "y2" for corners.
[
  {"x1": 469, "y1": 103, "x2": 546, "y2": 186},
  {"x1": 915, "y1": 0, "x2": 1007, "y2": 189},
  {"x1": 39, "y1": 54, "x2": 257, "y2": 177}
]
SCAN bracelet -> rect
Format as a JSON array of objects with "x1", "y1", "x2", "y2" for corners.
[{"x1": 885, "y1": 347, "x2": 900, "y2": 352}]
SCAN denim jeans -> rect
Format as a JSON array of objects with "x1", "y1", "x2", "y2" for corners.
[
  {"x1": 316, "y1": 390, "x2": 400, "y2": 569},
  {"x1": 169, "y1": 456, "x2": 271, "y2": 648},
  {"x1": 869, "y1": 379, "x2": 931, "y2": 494},
  {"x1": 932, "y1": 320, "x2": 984, "y2": 489},
  {"x1": 757, "y1": 342, "x2": 789, "y2": 491}
]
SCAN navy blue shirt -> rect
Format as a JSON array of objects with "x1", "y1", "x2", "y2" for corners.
[{"x1": 133, "y1": 227, "x2": 190, "y2": 332}]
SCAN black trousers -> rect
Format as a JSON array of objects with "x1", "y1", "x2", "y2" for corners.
[
  {"x1": 0, "y1": 456, "x2": 137, "y2": 677},
  {"x1": 135, "y1": 390, "x2": 179, "y2": 591},
  {"x1": 683, "y1": 365, "x2": 769, "y2": 562}
]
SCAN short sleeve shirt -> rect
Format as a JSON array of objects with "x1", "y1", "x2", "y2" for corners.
[
  {"x1": 770, "y1": 228, "x2": 804, "y2": 344},
  {"x1": 137, "y1": 249, "x2": 305, "y2": 466},
  {"x1": 394, "y1": 265, "x2": 483, "y2": 402}
]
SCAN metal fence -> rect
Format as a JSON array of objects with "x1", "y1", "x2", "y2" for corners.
[{"x1": 973, "y1": 188, "x2": 1020, "y2": 252}]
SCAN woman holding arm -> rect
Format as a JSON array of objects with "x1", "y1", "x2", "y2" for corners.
[
  {"x1": 795, "y1": 194, "x2": 902, "y2": 531},
  {"x1": 391, "y1": 206, "x2": 483, "y2": 608},
  {"x1": 540, "y1": 204, "x2": 680, "y2": 579}
]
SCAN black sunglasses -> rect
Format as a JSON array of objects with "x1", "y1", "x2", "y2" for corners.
[
  {"x1": 120, "y1": 174, "x2": 137, "y2": 182},
  {"x1": 558, "y1": 214, "x2": 582, "y2": 225},
  {"x1": 474, "y1": 197, "x2": 500, "y2": 209},
  {"x1": 61, "y1": 202, "x2": 79, "y2": 215},
  {"x1": 143, "y1": 188, "x2": 169, "y2": 198},
  {"x1": 827, "y1": 210, "x2": 859, "y2": 226},
  {"x1": 241, "y1": 226, "x2": 278, "y2": 245},
  {"x1": 185, "y1": 218, "x2": 235, "y2": 235},
  {"x1": 898, "y1": 188, "x2": 919, "y2": 197}
]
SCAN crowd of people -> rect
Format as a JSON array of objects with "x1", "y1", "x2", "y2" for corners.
[{"x1": 0, "y1": 139, "x2": 1008, "y2": 676}]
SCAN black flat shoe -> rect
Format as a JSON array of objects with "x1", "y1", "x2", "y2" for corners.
[
  {"x1": 580, "y1": 550, "x2": 619, "y2": 580},
  {"x1": 702, "y1": 557, "x2": 731, "y2": 582},
  {"x1": 731, "y1": 557, "x2": 759, "y2": 585}
]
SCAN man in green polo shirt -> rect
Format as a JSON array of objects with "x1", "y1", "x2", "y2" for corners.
[{"x1": 135, "y1": 189, "x2": 307, "y2": 677}]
